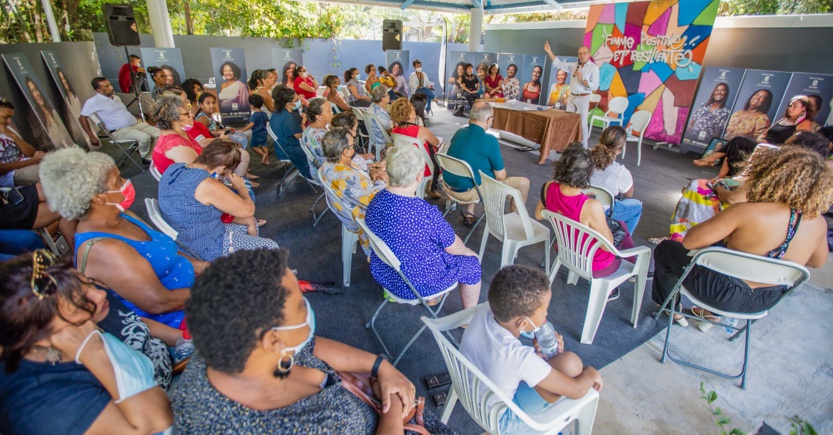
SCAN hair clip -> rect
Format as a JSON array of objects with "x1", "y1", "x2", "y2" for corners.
[{"x1": 31, "y1": 249, "x2": 58, "y2": 300}]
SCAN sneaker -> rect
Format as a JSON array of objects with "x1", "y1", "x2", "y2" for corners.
[{"x1": 607, "y1": 288, "x2": 620, "y2": 301}]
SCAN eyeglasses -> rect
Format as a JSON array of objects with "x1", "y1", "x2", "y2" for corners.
[
  {"x1": 30, "y1": 250, "x2": 58, "y2": 300},
  {"x1": 179, "y1": 111, "x2": 193, "y2": 118}
]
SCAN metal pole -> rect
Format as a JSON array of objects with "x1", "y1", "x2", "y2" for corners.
[{"x1": 40, "y1": 0, "x2": 61, "y2": 42}]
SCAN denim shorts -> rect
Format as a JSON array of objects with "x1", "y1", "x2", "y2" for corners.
[{"x1": 499, "y1": 381, "x2": 552, "y2": 433}]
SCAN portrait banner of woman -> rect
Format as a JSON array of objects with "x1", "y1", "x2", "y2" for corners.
[
  {"x1": 40, "y1": 50, "x2": 92, "y2": 148},
  {"x1": 774, "y1": 72, "x2": 833, "y2": 128},
  {"x1": 139, "y1": 48, "x2": 186, "y2": 96},
  {"x1": 682, "y1": 67, "x2": 744, "y2": 148},
  {"x1": 497, "y1": 52, "x2": 526, "y2": 102},
  {"x1": 520, "y1": 54, "x2": 545, "y2": 105},
  {"x1": 545, "y1": 55, "x2": 577, "y2": 108},
  {"x1": 272, "y1": 48, "x2": 303, "y2": 87},
  {"x1": 210, "y1": 47, "x2": 251, "y2": 124},
  {"x1": 387, "y1": 58, "x2": 411, "y2": 98},
  {"x1": 446, "y1": 51, "x2": 477, "y2": 94},
  {"x1": 2, "y1": 53, "x2": 74, "y2": 150},
  {"x1": 722, "y1": 69, "x2": 791, "y2": 141}
]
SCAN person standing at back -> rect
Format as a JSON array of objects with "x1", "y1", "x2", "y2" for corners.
[{"x1": 543, "y1": 42, "x2": 599, "y2": 148}]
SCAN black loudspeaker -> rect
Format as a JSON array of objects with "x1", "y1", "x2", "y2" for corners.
[
  {"x1": 382, "y1": 19, "x2": 402, "y2": 51},
  {"x1": 103, "y1": 4, "x2": 140, "y2": 46}
]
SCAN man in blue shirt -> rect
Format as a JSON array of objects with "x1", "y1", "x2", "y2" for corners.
[{"x1": 443, "y1": 101, "x2": 529, "y2": 223}]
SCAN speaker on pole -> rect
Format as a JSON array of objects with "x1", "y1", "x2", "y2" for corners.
[
  {"x1": 103, "y1": 4, "x2": 141, "y2": 46},
  {"x1": 382, "y1": 19, "x2": 402, "y2": 51}
]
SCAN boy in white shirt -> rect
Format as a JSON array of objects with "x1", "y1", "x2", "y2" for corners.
[{"x1": 460, "y1": 265, "x2": 603, "y2": 433}]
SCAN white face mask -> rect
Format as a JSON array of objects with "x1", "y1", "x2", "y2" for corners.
[
  {"x1": 355, "y1": 73, "x2": 361, "y2": 80},
  {"x1": 301, "y1": 72, "x2": 309, "y2": 78},
  {"x1": 415, "y1": 67, "x2": 422, "y2": 73}
]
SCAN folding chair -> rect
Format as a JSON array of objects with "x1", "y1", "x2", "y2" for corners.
[
  {"x1": 88, "y1": 113, "x2": 145, "y2": 172},
  {"x1": 654, "y1": 247, "x2": 810, "y2": 389},
  {"x1": 351, "y1": 106, "x2": 370, "y2": 151},
  {"x1": 478, "y1": 172, "x2": 550, "y2": 274},
  {"x1": 541, "y1": 209, "x2": 651, "y2": 344},
  {"x1": 38, "y1": 228, "x2": 70, "y2": 256},
  {"x1": 365, "y1": 111, "x2": 393, "y2": 161},
  {"x1": 422, "y1": 306, "x2": 599, "y2": 434},
  {"x1": 391, "y1": 133, "x2": 434, "y2": 200},
  {"x1": 434, "y1": 153, "x2": 485, "y2": 243},
  {"x1": 299, "y1": 140, "x2": 329, "y2": 226},
  {"x1": 356, "y1": 218, "x2": 458, "y2": 366},
  {"x1": 266, "y1": 123, "x2": 316, "y2": 197},
  {"x1": 320, "y1": 178, "x2": 360, "y2": 287},
  {"x1": 623, "y1": 110, "x2": 652, "y2": 166}
]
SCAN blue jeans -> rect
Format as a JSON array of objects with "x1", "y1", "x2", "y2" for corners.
[
  {"x1": 415, "y1": 87, "x2": 435, "y2": 112},
  {"x1": 498, "y1": 381, "x2": 552, "y2": 433},
  {"x1": 611, "y1": 198, "x2": 643, "y2": 233},
  {"x1": 0, "y1": 230, "x2": 45, "y2": 261}
]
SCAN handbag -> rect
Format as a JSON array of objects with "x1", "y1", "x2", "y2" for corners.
[
  {"x1": 339, "y1": 371, "x2": 430, "y2": 435},
  {"x1": 541, "y1": 181, "x2": 626, "y2": 247}
]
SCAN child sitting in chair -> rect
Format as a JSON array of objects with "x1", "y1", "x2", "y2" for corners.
[{"x1": 460, "y1": 265, "x2": 603, "y2": 433}]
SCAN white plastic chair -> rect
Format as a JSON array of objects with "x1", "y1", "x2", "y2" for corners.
[
  {"x1": 541, "y1": 209, "x2": 651, "y2": 344},
  {"x1": 422, "y1": 306, "x2": 600, "y2": 435},
  {"x1": 366, "y1": 111, "x2": 393, "y2": 162},
  {"x1": 655, "y1": 247, "x2": 810, "y2": 389},
  {"x1": 316, "y1": 86, "x2": 327, "y2": 97},
  {"x1": 145, "y1": 198, "x2": 178, "y2": 240},
  {"x1": 356, "y1": 218, "x2": 457, "y2": 366},
  {"x1": 477, "y1": 172, "x2": 550, "y2": 275},
  {"x1": 149, "y1": 161, "x2": 162, "y2": 181},
  {"x1": 623, "y1": 110, "x2": 652, "y2": 166},
  {"x1": 434, "y1": 153, "x2": 484, "y2": 243},
  {"x1": 89, "y1": 113, "x2": 145, "y2": 172},
  {"x1": 391, "y1": 133, "x2": 434, "y2": 200},
  {"x1": 589, "y1": 96, "x2": 628, "y2": 132},
  {"x1": 588, "y1": 93, "x2": 601, "y2": 116},
  {"x1": 582, "y1": 185, "x2": 614, "y2": 218},
  {"x1": 319, "y1": 177, "x2": 360, "y2": 287}
]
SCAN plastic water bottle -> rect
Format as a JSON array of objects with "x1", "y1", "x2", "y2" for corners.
[
  {"x1": 535, "y1": 321, "x2": 560, "y2": 360},
  {"x1": 174, "y1": 333, "x2": 194, "y2": 363},
  {"x1": 723, "y1": 317, "x2": 739, "y2": 333}
]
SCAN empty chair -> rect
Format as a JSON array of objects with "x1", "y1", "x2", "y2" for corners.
[
  {"x1": 478, "y1": 172, "x2": 550, "y2": 274},
  {"x1": 435, "y1": 153, "x2": 484, "y2": 243},
  {"x1": 541, "y1": 210, "x2": 650, "y2": 344},
  {"x1": 655, "y1": 247, "x2": 809, "y2": 389},
  {"x1": 589, "y1": 96, "x2": 628, "y2": 132},
  {"x1": 422, "y1": 307, "x2": 600, "y2": 434},
  {"x1": 623, "y1": 110, "x2": 652, "y2": 166},
  {"x1": 88, "y1": 113, "x2": 145, "y2": 172},
  {"x1": 145, "y1": 198, "x2": 178, "y2": 240}
]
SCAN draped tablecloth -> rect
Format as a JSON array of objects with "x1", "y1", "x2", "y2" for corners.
[{"x1": 491, "y1": 103, "x2": 582, "y2": 163}]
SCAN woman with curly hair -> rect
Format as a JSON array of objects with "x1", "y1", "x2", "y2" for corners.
[
  {"x1": 652, "y1": 146, "x2": 833, "y2": 322},
  {"x1": 389, "y1": 98, "x2": 441, "y2": 198},
  {"x1": 757, "y1": 95, "x2": 816, "y2": 144},
  {"x1": 589, "y1": 126, "x2": 643, "y2": 232}
]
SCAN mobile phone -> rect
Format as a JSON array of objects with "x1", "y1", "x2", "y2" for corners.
[{"x1": 7, "y1": 187, "x2": 24, "y2": 205}]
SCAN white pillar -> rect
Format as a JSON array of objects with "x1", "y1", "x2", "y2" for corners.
[
  {"x1": 146, "y1": 0, "x2": 175, "y2": 48},
  {"x1": 40, "y1": 0, "x2": 61, "y2": 42},
  {"x1": 469, "y1": 7, "x2": 484, "y2": 52}
]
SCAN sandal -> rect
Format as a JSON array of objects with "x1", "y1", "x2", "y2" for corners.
[
  {"x1": 463, "y1": 216, "x2": 476, "y2": 226},
  {"x1": 648, "y1": 236, "x2": 668, "y2": 245},
  {"x1": 691, "y1": 306, "x2": 721, "y2": 331}
]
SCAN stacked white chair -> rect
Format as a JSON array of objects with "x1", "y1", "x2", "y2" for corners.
[
  {"x1": 623, "y1": 110, "x2": 652, "y2": 166},
  {"x1": 589, "y1": 96, "x2": 628, "y2": 132}
]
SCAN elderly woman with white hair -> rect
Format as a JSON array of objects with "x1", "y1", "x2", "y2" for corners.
[
  {"x1": 364, "y1": 144, "x2": 481, "y2": 308},
  {"x1": 367, "y1": 85, "x2": 393, "y2": 146}
]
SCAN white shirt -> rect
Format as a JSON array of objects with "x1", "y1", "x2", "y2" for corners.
[
  {"x1": 590, "y1": 162, "x2": 632, "y2": 209},
  {"x1": 550, "y1": 57, "x2": 599, "y2": 95},
  {"x1": 80, "y1": 93, "x2": 137, "y2": 131},
  {"x1": 408, "y1": 72, "x2": 434, "y2": 93},
  {"x1": 460, "y1": 304, "x2": 552, "y2": 413}
]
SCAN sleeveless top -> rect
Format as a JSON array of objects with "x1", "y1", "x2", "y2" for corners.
[
  {"x1": 765, "y1": 209, "x2": 802, "y2": 259},
  {"x1": 522, "y1": 85, "x2": 540, "y2": 104},
  {"x1": 544, "y1": 182, "x2": 615, "y2": 271},
  {"x1": 392, "y1": 124, "x2": 431, "y2": 177},
  {"x1": 158, "y1": 163, "x2": 224, "y2": 261},
  {"x1": 151, "y1": 133, "x2": 202, "y2": 174},
  {"x1": 74, "y1": 213, "x2": 194, "y2": 327},
  {"x1": 196, "y1": 112, "x2": 220, "y2": 130},
  {"x1": 763, "y1": 120, "x2": 797, "y2": 144}
]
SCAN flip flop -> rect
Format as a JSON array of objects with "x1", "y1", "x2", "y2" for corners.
[
  {"x1": 256, "y1": 219, "x2": 267, "y2": 228},
  {"x1": 648, "y1": 236, "x2": 668, "y2": 245}
]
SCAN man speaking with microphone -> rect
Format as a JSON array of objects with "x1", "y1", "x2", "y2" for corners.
[{"x1": 544, "y1": 42, "x2": 599, "y2": 148}]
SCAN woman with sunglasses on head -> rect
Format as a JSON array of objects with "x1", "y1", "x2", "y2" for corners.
[{"x1": 0, "y1": 251, "x2": 173, "y2": 435}]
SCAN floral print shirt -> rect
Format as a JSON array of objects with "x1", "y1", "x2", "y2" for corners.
[
  {"x1": 687, "y1": 103, "x2": 731, "y2": 142},
  {"x1": 319, "y1": 162, "x2": 385, "y2": 253},
  {"x1": 502, "y1": 77, "x2": 520, "y2": 101}
]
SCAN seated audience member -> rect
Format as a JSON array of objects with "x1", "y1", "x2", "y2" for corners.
[
  {"x1": 444, "y1": 102, "x2": 530, "y2": 222},
  {"x1": 408, "y1": 59, "x2": 439, "y2": 113},
  {"x1": 324, "y1": 74, "x2": 351, "y2": 113},
  {"x1": 330, "y1": 112, "x2": 375, "y2": 166},
  {"x1": 270, "y1": 85, "x2": 313, "y2": 179},
  {"x1": 0, "y1": 182, "x2": 76, "y2": 250},
  {"x1": 368, "y1": 86, "x2": 393, "y2": 145},
  {"x1": 377, "y1": 67, "x2": 399, "y2": 100},
  {"x1": 364, "y1": 64, "x2": 380, "y2": 93},
  {"x1": 410, "y1": 92, "x2": 428, "y2": 127},
  {"x1": 0, "y1": 99, "x2": 45, "y2": 186},
  {"x1": 319, "y1": 128, "x2": 387, "y2": 254},
  {"x1": 461, "y1": 265, "x2": 603, "y2": 434},
  {"x1": 344, "y1": 67, "x2": 372, "y2": 108},
  {"x1": 150, "y1": 95, "x2": 204, "y2": 174},
  {"x1": 159, "y1": 140, "x2": 278, "y2": 262},
  {"x1": 39, "y1": 148, "x2": 203, "y2": 329},
  {"x1": 589, "y1": 126, "x2": 643, "y2": 232},
  {"x1": 389, "y1": 98, "x2": 441, "y2": 199},
  {"x1": 181, "y1": 78, "x2": 204, "y2": 115},
  {"x1": 757, "y1": 95, "x2": 815, "y2": 144},
  {"x1": 194, "y1": 93, "x2": 249, "y2": 152},
  {"x1": 365, "y1": 145, "x2": 481, "y2": 308},
  {"x1": 535, "y1": 143, "x2": 636, "y2": 281},
  {"x1": 292, "y1": 65, "x2": 319, "y2": 104},
  {"x1": 301, "y1": 98, "x2": 333, "y2": 168},
  {"x1": 172, "y1": 248, "x2": 452, "y2": 433},
  {"x1": 248, "y1": 69, "x2": 277, "y2": 112},
  {"x1": 653, "y1": 146, "x2": 832, "y2": 325},
  {"x1": 483, "y1": 64, "x2": 504, "y2": 99},
  {"x1": 80, "y1": 77, "x2": 160, "y2": 161},
  {"x1": 0, "y1": 252, "x2": 173, "y2": 435},
  {"x1": 118, "y1": 54, "x2": 146, "y2": 93}
]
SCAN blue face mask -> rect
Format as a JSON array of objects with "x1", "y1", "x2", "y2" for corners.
[
  {"x1": 272, "y1": 297, "x2": 316, "y2": 355},
  {"x1": 294, "y1": 99, "x2": 302, "y2": 111},
  {"x1": 519, "y1": 317, "x2": 541, "y2": 339}
]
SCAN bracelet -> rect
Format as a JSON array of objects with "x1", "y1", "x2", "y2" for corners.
[{"x1": 371, "y1": 355, "x2": 385, "y2": 378}]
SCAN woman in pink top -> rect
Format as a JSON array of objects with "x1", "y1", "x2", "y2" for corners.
[
  {"x1": 535, "y1": 142, "x2": 635, "y2": 278},
  {"x1": 149, "y1": 96, "x2": 203, "y2": 174},
  {"x1": 389, "y1": 98, "x2": 441, "y2": 199}
]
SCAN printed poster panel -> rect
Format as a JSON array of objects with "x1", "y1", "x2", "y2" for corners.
[
  {"x1": 273, "y1": 48, "x2": 303, "y2": 87},
  {"x1": 472, "y1": 52, "x2": 498, "y2": 74},
  {"x1": 723, "y1": 70, "x2": 791, "y2": 141},
  {"x1": 497, "y1": 53, "x2": 525, "y2": 101},
  {"x1": 385, "y1": 50, "x2": 410, "y2": 97},
  {"x1": 682, "y1": 67, "x2": 745, "y2": 148},
  {"x1": 446, "y1": 51, "x2": 475, "y2": 99},
  {"x1": 41, "y1": 50, "x2": 92, "y2": 148},
  {"x1": 2, "y1": 53, "x2": 74, "y2": 149},
  {"x1": 209, "y1": 47, "x2": 251, "y2": 124},
  {"x1": 139, "y1": 48, "x2": 186, "y2": 95},
  {"x1": 544, "y1": 55, "x2": 578, "y2": 108},
  {"x1": 520, "y1": 54, "x2": 545, "y2": 105},
  {"x1": 775, "y1": 72, "x2": 833, "y2": 127}
]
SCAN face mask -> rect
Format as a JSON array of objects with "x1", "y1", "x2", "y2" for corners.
[
  {"x1": 355, "y1": 74, "x2": 361, "y2": 80},
  {"x1": 301, "y1": 72, "x2": 309, "y2": 78},
  {"x1": 105, "y1": 179, "x2": 135, "y2": 212},
  {"x1": 272, "y1": 297, "x2": 316, "y2": 355},
  {"x1": 76, "y1": 331, "x2": 155, "y2": 402},
  {"x1": 294, "y1": 100, "x2": 302, "y2": 111},
  {"x1": 416, "y1": 67, "x2": 422, "y2": 73},
  {"x1": 519, "y1": 317, "x2": 542, "y2": 339},
  {"x1": 182, "y1": 121, "x2": 193, "y2": 130}
]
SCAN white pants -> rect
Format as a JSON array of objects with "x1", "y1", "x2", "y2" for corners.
[
  {"x1": 112, "y1": 122, "x2": 160, "y2": 158},
  {"x1": 566, "y1": 94, "x2": 590, "y2": 148}
]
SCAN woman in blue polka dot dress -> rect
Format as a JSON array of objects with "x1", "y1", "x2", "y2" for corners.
[{"x1": 365, "y1": 145, "x2": 482, "y2": 308}]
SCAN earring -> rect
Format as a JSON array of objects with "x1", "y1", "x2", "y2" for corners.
[
  {"x1": 273, "y1": 350, "x2": 294, "y2": 379},
  {"x1": 45, "y1": 347, "x2": 62, "y2": 365}
]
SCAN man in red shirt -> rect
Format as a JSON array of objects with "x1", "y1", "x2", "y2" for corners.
[{"x1": 118, "y1": 54, "x2": 146, "y2": 93}]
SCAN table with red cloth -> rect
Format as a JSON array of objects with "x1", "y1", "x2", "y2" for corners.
[{"x1": 489, "y1": 102, "x2": 582, "y2": 162}]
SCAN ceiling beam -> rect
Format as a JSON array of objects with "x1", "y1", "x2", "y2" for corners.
[
  {"x1": 471, "y1": 0, "x2": 482, "y2": 8},
  {"x1": 401, "y1": 0, "x2": 417, "y2": 9},
  {"x1": 540, "y1": 0, "x2": 564, "y2": 10}
]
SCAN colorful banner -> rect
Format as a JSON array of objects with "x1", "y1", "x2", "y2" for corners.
[
  {"x1": 385, "y1": 50, "x2": 410, "y2": 97},
  {"x1": 775, "y1": 72, "x2": 833, "y2": 127},
  {"x1": 584, "y1": 0, "x2": 720, "y2": 144},
  {"x1": 273, "y1": 48, "x2": 303, "y2": 87},
  {"x1": 41, "y1": 50, "x2": 92, "y2": 148},
  {"x1": 520, "y1": 54, "x2": 545, "y2": 105},
  {"x1": 209, "y1": 47, "x2": 251, "y2": 124},
  {"x1": 2, "y1": 53, "x2": 74, "y2": 149},
  {"x1": 722, "y1": 69, "x2": 791, "y2": 141},
  {"x1": 139, "y1": 48, "x2": 186, "y2": 94},
  {"x1": 544, "y1": 55, "x2": 578, "y2": 108},
  {"x1": 682, "y1": 67, "x2": 744, "y2": 148}
]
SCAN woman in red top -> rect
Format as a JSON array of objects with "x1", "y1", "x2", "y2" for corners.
[
  {"x1": 292, "y1": 65, "x2": 318, "y2": 104},
  {"x1": 521, "y1": 65, "x2": 544, "y2": 104},
  {"x1": 389, "y1": 98, "x2": 441, "y2": 199},
  {"x1": 484, "y1": 64, "x2": 504, "y2": 99},
  {"x1": 149, "y1": 96, "x2": 204, "y2": 174}
]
